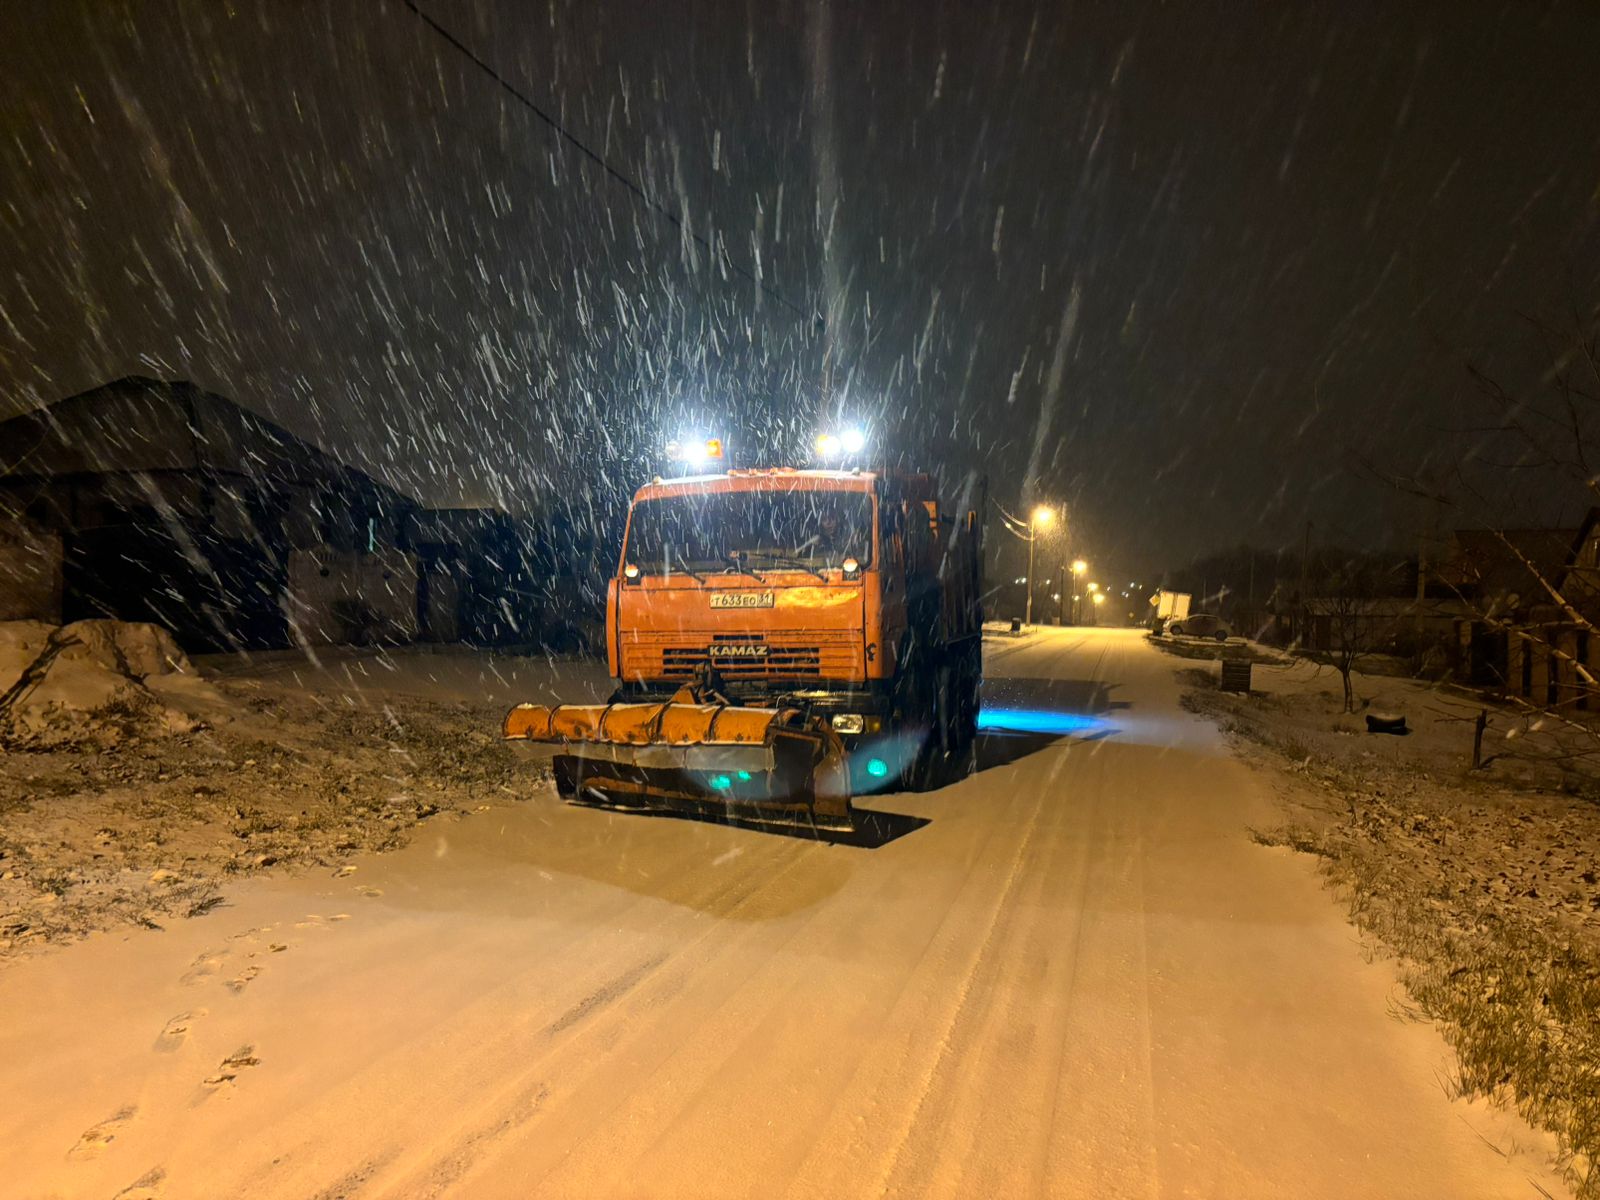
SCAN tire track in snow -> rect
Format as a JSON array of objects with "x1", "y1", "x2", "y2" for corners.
[
  {"x1": 841, "y1": 784, "x2": 1052, "y2": 1195},
  {"x1": 362, "y1": 830, "x2": 831, "y2": 1197}
]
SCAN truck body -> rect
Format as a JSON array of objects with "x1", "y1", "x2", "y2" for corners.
[
  {"x1": 604, "y1": 465, "x2": 985, "y2": 794},
  {"x1": 1152, "y1": 589, "x2": 1191, "y2": 623}
]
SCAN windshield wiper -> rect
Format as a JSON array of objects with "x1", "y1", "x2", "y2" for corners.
[
  {"x1": 661, "y1": 546, "x2": 708, "y2": 583},
  {"x1": 720, "y1": 552, "x2": 766, "y2": 582},
  {"x1": 740, "y1": 550, "x2": 827, "y2": 582}
]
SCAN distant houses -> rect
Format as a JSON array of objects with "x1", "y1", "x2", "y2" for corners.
[
  {"x1": 1513, "y1": 513, "x2": 1600, "y2": 713},
  {"x1": 1436, "y1": 522, "x2": 1593, "y2": 709},
  {"x1": 1167, "y1": 523, "x2": 1600, "y2": 717},
  {"x1": 0, "y1": 376, "x2": 593, "y2": 654}
]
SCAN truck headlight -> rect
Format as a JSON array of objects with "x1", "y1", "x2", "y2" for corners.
[{"x1": 831, "y1": 713, "x2": 865, "y2": 734}]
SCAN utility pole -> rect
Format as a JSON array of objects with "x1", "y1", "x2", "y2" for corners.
[
  {"x1": 1414, "y1": 490, "x2": 1436, "y2": 632},
  {"x1": 1012, "y1": 505, "x2": 1055, "y2": 627},
  {"x1": 1025, "y1": 525, "x2": 1036, "y2": 626},
  {"x1": 1247, "y1": 552, "x2": 1256, "y2": 628},
  {"x1": 1299, "y1": 519, "x2": 1312, "y2": 642}
]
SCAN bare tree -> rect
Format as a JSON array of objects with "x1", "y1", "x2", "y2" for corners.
[
  {"x1": 1381, "y1": 307, "x2": 1600, "y2": 740},
  {"x1": 1307, "y1": 556, "x2": 1402, "y2": 713}
]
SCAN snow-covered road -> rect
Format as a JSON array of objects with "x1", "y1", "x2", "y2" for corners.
[{"x1": 0, "y1": 627, "x2": 1567, "y2": 1198}]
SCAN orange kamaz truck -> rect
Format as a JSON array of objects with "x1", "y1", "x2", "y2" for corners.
[{"x1": 505, "y1": 443, "x2": 984, "y2": 833}]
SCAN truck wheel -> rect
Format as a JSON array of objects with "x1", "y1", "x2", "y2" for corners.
[
  {"x1": 921, "y1": 654, "x2": 980, "y2": 788},
  {"x1": 929, "y1": 664, "x2": 960, "y2": 788},
  {"x1": 892, "y1": 653, "x2": 946, "y2": 793},
  {"x1": 965, "y1": 642, "x2": 983, "y2": 744},
  {"x1": 906, "y1": 737, "x2": 941, "y2": 792},
  {"x1": 945, "y1": 735, "x2": 976, "y2": 783},
  {"x1": 887, "y1": 655, "x2": 923, "y2": 791},
  {"x1": 946, "y1": 652, "x2": 979, "y2": 782}
]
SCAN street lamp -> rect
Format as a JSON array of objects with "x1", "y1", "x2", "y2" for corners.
[
  {"x1": 1067, "y1": 559, "x2": 1088, "y2": 623},
  {"x1": 1024, "y1": 505, "x2": 1055, "y2": 626}
]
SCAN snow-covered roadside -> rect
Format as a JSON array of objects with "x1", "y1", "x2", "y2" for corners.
[
  {"x1": 1179, "y1": 653, "x2": 1600, "y2": 1198},
  {"x1": 0, "y1": 642, "x2": 611, "y2": 964}
]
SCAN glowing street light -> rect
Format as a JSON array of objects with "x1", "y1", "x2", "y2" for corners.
[
  {"x1": 1071, "y1": 559, "x2": 1087, "y2": 576},
  {"x1": 1024, "y1": 505, "x2": 1056, "y2": 626}
]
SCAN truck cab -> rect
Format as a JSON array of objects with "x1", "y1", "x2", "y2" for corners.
[{"x1": 607, "y1": 466, "x2": 983, "y2": 789}]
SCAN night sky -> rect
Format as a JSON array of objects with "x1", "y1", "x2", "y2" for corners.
[{"x1": 3, "y1": 1, "x2": 1598, "y2": 581}]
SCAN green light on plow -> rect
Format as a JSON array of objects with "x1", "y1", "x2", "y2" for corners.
[
  {"x1": 736, "y1": 770, "x2": 753, "y2": 782},
  {"x1": 866, "y1": 757, "x2": 890, "y2": 779},
  {"x1": 708, "y1": 774, "x2": 733, "y2": 790}
]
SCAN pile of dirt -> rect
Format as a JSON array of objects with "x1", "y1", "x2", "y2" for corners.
[
  {"x1": 0, "y1": 620, "x2": 230, "y2": 748},
  {"x1": 0, "y1": 649, "x2": 545, "y2": 961}
]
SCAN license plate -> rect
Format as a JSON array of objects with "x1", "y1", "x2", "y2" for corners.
[{"x1": 710, "y1": 591, "x2": 775, "y2": 609}]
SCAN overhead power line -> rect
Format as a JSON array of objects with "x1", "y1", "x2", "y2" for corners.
[
  {"x1": 993, "y1": 500, "x2": 1036, "y2": 539},
  {"x1": 401, "y1": 0, "x2": 810, "y2": 322}
]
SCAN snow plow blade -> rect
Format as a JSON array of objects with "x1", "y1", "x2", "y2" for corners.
[{"x1": 503, "y1": 686, "x2": 854, "y2": 831}]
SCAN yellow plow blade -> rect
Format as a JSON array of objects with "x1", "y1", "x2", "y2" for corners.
[{"x1": 503, "y1": 688, "x2": 854, "y2": 831}]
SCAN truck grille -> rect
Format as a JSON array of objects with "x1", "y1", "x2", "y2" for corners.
[
  {"x1": 663, "y1": 637, "x2": 821, "y2": 679},
  {"x1": 622, "y1": 632, "x2": 860, "y2": 682}
]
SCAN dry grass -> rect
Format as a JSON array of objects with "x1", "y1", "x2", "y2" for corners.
[
  {"x1": 1148, "y1": 634, "x2": 1288, "y2": 664},
  {"x1": 1209, "y1": 688, "x2": 1600, "y2": 1197},
  {"x1": 0, "y1": 684, "x2": 544, "y2": 961}
]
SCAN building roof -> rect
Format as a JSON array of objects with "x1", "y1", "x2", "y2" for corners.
[
  {"x1": 0, "y1": 376, "x2": 402, "y2": 501},
  {"x1": 1436, "y1": 525, "x2": 1581, "y2": 600}
]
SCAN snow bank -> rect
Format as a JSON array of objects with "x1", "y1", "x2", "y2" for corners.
[{"x1": 0, "y1": 619, "x2": 227, "y2": 746}]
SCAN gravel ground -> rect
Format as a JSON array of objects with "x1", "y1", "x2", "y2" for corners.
[
  {"x1": 0, "y1": 677, "x2": 538, "y2": 961},
  {"x1": 0, "y1": 630, "x2": 611, "y2": 965}
]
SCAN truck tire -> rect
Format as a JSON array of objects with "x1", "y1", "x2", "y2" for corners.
[
  {"x1": 944, "y1": 647, "x2": 980, "y2": 782},
  {"x1": 928, "y1": 662, "x2": 961, "y2": 788},
  {"x1": 913, "y1": 647, "x2": 981, "y2": 789},
  {"x1": 890, "y1": 642, "x2": 943, "y2": 793}
]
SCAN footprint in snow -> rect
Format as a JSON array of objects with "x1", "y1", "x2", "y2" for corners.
[
  {"x1": 155, "y1": 1009, "x2": 207, "y2": 1051},
  {"x1": 202, "y1": 1045, "x2": 260, "y2": 1089},
  {"x1": 178, "y1": 949, "x2": 229, "y2": 986},
  {"x1": 225, "y1": 965, "x2": 261, "y2": 994},
  {"x1": 114, "y1": 1167, "x2": 165, "y2": 1199},
  {"x1": 295, "y1": 912, "x2": 350, "y2": 928},
  {"x1": 67, "y1": 1106, "x2": 135, "y2": 1160}
]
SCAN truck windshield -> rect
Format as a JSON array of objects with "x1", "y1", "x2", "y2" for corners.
[{"x1": 626, "y1": 492, "x2": 873, "y2": 575}]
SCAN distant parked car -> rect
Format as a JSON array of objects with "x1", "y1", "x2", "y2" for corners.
[{"x1": 1167, "y1": 613, "x2": 1231, "y2": 641}]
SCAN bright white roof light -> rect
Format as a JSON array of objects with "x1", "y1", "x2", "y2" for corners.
[
  {"x1": 668, "y1": 435, "x2": 718, "y2": 466},
  {"x1": 840, "y1": 428, "x2": 867, "y2": 454}
]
